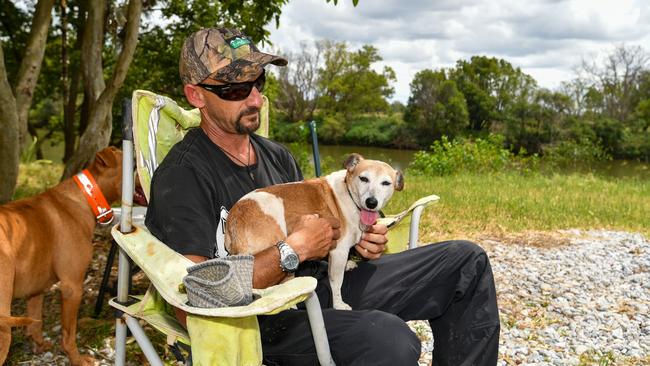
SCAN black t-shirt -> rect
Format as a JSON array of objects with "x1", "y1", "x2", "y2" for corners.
[{"x1": 145, "y1": 127, "x2": 303, "y2": 258}]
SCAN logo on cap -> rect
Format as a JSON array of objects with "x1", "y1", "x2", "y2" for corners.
[{"x1": 229, "y1": 37, "x2": 251, "y2": 49}]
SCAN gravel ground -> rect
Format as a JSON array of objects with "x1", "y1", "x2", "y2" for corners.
[
  {"x1": 409, "y1": 229, "x2": 650, "y2": 366},
  {"x1": 11, "y1": 229, "x2": 650, "y2": 365}
]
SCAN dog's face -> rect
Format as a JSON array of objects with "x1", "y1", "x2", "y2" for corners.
[
  {"x1": 344, "y1": 153, "x2": 403, "y2": 226},
  {"x1": 87, "y1": 146, "x2": 123, "y2": 203}
]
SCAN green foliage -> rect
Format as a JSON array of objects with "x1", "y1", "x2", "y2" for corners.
[
  {"x1": 409, "y1": 134, "x2": 537, "y2": 176},
  {"x1": 271, "y1": 120, "x2": 309, "y2": 142},
  {"x1": 317, "y1": 42, "x2": 396, "y2": 118},
  {"x1": 542, "y1": 138, "x2": 611, "y2": 168},
  {"x1": 620, "y1": 129, "x2": 650, "y2": 161},
  {"x1": 160, "y1": 0, "x2": 290, "y2": 45},
  {"x1": 499, "y1": 88, "x2": 572, "y2": 154},
  {"x1": 344, "y1": 114, "x2": 403, "y2": 146},
  {"x1": 318, "y1": 114, "x2": 347, "y2": 143},
  {"x1": 404, "y1": 69, "x2": 469, "y2": 145},
  {"x1": 451, "y1": 56, "x2": 537, "y2": 132},
  {"x1": 0, "y1": 0, "x2": 31, "y2": 85}
]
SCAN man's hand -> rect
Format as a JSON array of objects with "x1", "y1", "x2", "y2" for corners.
[
  {"x1": 355, "y1": 223, "x2": 388, "y2": 260},
  {"x1": 287, "y1": 214, "x2": 341, "y2": 261}
]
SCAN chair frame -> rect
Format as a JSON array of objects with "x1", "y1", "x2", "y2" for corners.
[{"x1": 111, "y1": 100, "x2": 336, "y2": 366}]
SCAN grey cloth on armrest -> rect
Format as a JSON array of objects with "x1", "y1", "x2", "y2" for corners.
[{"x1": 183, "y1": 254, "x2": 254, "y2": 308}]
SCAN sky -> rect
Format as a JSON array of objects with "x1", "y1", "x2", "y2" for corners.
[{"x1": 264, "y1": 0, "x2": 650, "y2": 103}]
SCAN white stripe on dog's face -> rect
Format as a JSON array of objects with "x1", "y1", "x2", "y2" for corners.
[{"x1": 346, "y1": 159, "x2": 398, "y2": 211}]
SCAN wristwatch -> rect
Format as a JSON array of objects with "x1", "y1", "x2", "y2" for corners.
[{"x1": 276, "y1": 240, "x2": 299, "y2": 273}]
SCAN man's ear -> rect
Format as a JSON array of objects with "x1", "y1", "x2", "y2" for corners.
[
  {"x1": 394, "y1": 170, "x2": 404, "y2": 191},
  {"x1": 184, "y1": 84, "x2": 206, "y2": 109}
]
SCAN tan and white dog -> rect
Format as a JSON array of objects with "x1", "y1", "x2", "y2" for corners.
[{"x1": 225, "y1": 153, "x2": 403, "y2": 310}]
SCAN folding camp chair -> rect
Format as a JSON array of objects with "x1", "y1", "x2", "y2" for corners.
[{"x1": 109, "y1": 90, "x2": 438, "y2": 365}]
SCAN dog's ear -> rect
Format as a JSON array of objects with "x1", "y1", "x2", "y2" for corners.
[
  {"x1": 93, "y1": 146, "x2": 121, "y2": 168},
  {"x1": 394, "y1": 170, "x2": 404, "y2": 191},
  {"x1": 343, "y1": 153, "x2": 364, "y2": 172}
]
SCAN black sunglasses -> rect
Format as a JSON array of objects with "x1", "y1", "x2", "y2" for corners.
[{"x1": 198, "y1": 70, "x2": 266, "y2": 101}]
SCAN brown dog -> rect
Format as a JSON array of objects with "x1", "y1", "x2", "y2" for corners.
[{"x1": 0, "y1": 146, "x2": 122, "y2": 365}]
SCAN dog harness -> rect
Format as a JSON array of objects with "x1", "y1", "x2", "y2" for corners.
[{"x1": 73, "y1": 169, "x2": 114, "y2": 225}]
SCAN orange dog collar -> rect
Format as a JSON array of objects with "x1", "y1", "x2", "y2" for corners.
[{"x1": 73, "y1": 169, "x2": 114, "y2": 225}]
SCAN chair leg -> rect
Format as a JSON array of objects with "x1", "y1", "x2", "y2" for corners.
[
  {"x1": 93, "y1": 240, "x2": 119, "y2": 318},
  {"x1": 115, "y1": 317, "x2": 127, "y2": 366},
  {"x1": 125, "y1": 315, "x2": 164, "y2": 366},
  {"x1": 305, "y1": 292, "x2": 335, "y2": 366},
  {"x1": 408, "y1": 205, "x2": 425, "y2": 250}
]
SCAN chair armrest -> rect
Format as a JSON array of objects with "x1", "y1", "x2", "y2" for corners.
[
  {"x1": 111, "y1": 224, "x2": 316, "y2": 318},
  {"x1": 378, "y1": 194, "x2": 440, "y2": 253}
]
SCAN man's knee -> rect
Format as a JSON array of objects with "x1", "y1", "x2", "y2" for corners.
[
  {"x1": 447, "y1": 240, "x2": 487, "y2": 259},
  {"x1": 341, "y1": 310, "x2": 420, "y2": 365}
]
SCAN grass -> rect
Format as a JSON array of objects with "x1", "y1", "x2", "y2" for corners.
[
  {"x1": 13, "y1": 161, "x2": 63, "y2": 200},
  {"x1": 382, "y1": 171, "x2": 650, "y2": 242}
]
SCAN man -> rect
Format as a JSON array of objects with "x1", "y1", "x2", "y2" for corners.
[{"x1": 146, "y1": 27, "x2": 500, "y2": 365}]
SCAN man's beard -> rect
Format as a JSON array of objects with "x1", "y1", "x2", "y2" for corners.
[{"x1": 235, "y1": 107, "x2": 260, "y2": 134}]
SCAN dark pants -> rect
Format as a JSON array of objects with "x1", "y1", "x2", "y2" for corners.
[{"x1": 259, "y1": 240, "x2": 500, "y2": 366}]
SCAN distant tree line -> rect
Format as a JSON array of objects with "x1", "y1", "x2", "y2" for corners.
[{"x1": 273, "y1": 42, "x2": 650, "y2": 163}]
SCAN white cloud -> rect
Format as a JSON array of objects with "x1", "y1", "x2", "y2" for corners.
[{"x1": 265, "y1": 0, "x2": 650, "y2": 103}]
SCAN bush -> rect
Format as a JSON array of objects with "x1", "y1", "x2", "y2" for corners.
[
  {"x1": 271, "y1": 120, "x2": 310, "y2": 143},
  {"x1": 318, "y1": 114, "x2": 347, "y2": 144},
  {"x1": 543, "y1": 137, "x2": 611, "y2": 169},
  {"x1": 344, "y1": 115, "x2": 402, "y2": 146},
  {"x1": 619, "y1": 129, "x2": 650, "y2": 162},
  {"x1": 408, "y1": 134, "x2": 535, "y2": 176}
]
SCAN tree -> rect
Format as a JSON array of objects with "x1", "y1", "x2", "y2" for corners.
[
  {"x1": 450, "y1": 56, "x2": 537, "y2": 132},
  {"x1": 61, "y1": 0, "x2": 143, "y2": 178},
  {"x1": 580, "y1": 45, "x2": 650, "y2": 123},
  {"x1": 274, "y1": 41, "x2": 324, "y2": 123},
  {"x1": 404, "y1": 69, "x2": 469, "y2": 145},
  {"x1": 317, "y1": 42, "x2": 396, "y2": 118},
  {"x1": 504, "y1": 88, "x2": 572, "y2": 154},
  {"x1": 0, "y1": 0, "x2": 55, "y2": 203}
]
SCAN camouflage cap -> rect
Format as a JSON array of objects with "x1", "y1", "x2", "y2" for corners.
[{"x1": 179, "y1": 27, "x2": 287, "y2": 85}]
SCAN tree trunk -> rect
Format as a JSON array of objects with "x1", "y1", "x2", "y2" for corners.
[
  {"x1": 63, "y1": 1, "x2": 87, "y2": 162},
  {"x1": 0, "y1": 0, "x2": 55, "y2": 203},
  {"x1": 14, "y1": 0, "x2": 56, "y2": 151},
  {"x1": 62, "y1": 0, "x2": 142, "y2": 178},
  {"x1": 0, "y1": 43, "x2": 20, "y2": 203},
  {"x1": 63, "y1": 64, "x2": 81, "y2": 162}
]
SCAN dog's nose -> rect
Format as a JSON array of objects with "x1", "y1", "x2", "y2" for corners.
[{"x1": 365, "y1": 197, "x2": 378, "y2": 209}]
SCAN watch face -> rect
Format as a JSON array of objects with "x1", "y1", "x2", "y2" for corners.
[{"x1": 283, "y1": 253, "x2": 299, "y2": 271}]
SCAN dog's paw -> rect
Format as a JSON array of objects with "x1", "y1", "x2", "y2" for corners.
[
  {"x1": 32, "y1": 339, "x2": 53, "y2": 353},
  {"x1": 345, "y1": 260, "x2": 358, "y2": 271},
  {"x1": 70, "y1": 354, "x2": 95, "y2": 366},
  {"x1": 333, "y1": 301, "x2": 352, "y2": 310}
]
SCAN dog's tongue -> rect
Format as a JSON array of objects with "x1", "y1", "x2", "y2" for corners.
[{"x1": 360, "y1": 209, "x2": 379, "y2": 226}]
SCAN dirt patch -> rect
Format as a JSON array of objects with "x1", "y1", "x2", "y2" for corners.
[{"x1": 476, "y1": 230, "x2": 572, "y2": 248}]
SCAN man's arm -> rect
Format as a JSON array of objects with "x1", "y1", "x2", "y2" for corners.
[{"x1": 174, "y1": 214, "x2": 340, "y2": 328}]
